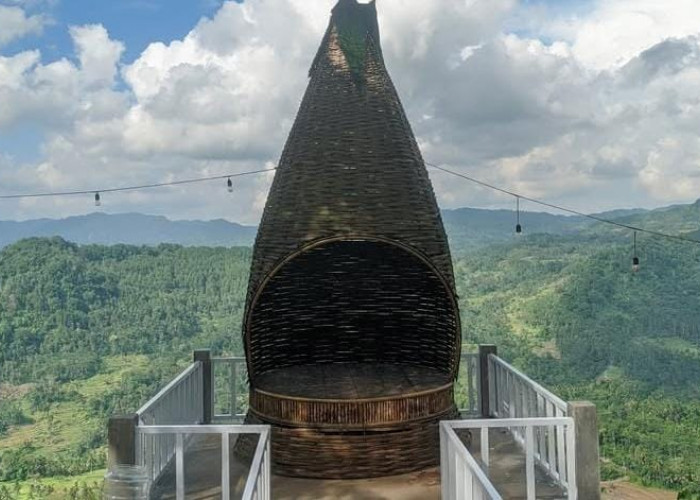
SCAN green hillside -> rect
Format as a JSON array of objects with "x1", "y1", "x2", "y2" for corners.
[{"x1": 1, "y1": 204, "x2": 700, "y2": 496}]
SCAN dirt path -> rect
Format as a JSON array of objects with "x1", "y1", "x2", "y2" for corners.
[{"x1": 602, "y1": 481, "x2": 677, "y2": 500}]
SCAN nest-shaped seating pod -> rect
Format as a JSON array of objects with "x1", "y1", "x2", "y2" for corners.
[
  {"x1": 239, "y1": 0, "x2": 462, "y2": 478},
  {"x1": 243, "y1": 238, "x2": 461, "y2": 478}
]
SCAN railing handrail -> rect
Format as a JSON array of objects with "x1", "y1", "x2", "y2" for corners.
[
  {"x1": 136, "y1": 361, "x2": 202, "y2": 418},
  {"x1": 138, "y1": 424, "x2": 269, "y2": 434},
  {"x1": 213, "y1": 356, "x2": 246, "y2": 361},
  {"x1": 445, "y1": 417, "x2": 572, "y2": 429},
  {"x1": 489, "y1": 354, "x2": 568, "y2": 413},
  {"x1": 441, "y1": 422, "x2": 503, "y2": 500}
]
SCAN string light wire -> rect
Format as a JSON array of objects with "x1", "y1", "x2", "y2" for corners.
[
  {"x1": 0, "y1": 160, "x2": 699, "y2": 246},
  {"x1": 426, "y1": 162, "x2": 700, "y2": 246},
  {"x1": 0, "y1": 168, "x2": 277, "y2": 200}
]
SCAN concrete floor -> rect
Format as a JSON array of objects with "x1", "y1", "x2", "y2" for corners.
[
  {"x1": 466, "y1": 428, "x2": 566, "y2": 500},
  {"x1": 152, "y1": 430, "x2": 567, "y2": 499}
]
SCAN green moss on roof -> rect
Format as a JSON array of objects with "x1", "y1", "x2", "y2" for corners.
[
  {"x1": 336, "y1": 25, "x2": 368, "y2": 76},
  {"x1": 331, "y1": 0, "x2": 380, "y2": 79}
]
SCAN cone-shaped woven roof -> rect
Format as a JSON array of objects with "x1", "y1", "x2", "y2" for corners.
[{"x1": 247, "y1": 0, "x2": 455, "y2": 297}]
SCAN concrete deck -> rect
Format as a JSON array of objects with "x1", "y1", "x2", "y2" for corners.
[{"x1": 465, "y1": 428, "x2": 566, "y2": 499}]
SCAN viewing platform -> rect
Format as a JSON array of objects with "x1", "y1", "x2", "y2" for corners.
[{"x1": 107, "y1": 346, "x2": 601, "y2": 499}]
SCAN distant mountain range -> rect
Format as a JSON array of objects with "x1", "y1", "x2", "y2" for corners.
[
  {"x1": 0, "y1": 213, "x2": 257, "y2": 249},
  {"x1": 441, "y1": 207, "x2": 646, "y2": 248},
  {"x1": 0, "y1": 203, "x2": 697, "y2": 249}
]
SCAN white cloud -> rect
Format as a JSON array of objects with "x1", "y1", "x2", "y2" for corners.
[
  {"x1": 119, "y1": 1, "x2": 317, "y2": 161},
  {"x1": 569, "y1": 0, "x2": 700, "y2": 70},
  {"x1": 2, "y1": 0, "x2": 700, "y2": 222},
  {"x1": 0, "y1": 24, "x2": 124, "y2": 131},
  {"x1": 0, "y1": 5, "x2": 46, "y2": 47},
  {"x1": 69, "y1": 25, "x2": 124, "y2": 88}
]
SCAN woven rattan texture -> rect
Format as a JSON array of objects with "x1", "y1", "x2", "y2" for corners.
[
  {"x1": 248, "y1": 240, "x2": 459, "y2": 376},
  {"x1": 243, "y1": 407, "x2": 458, "y2": 479},
  {"x1": 249, "y1": 382, "x2": 454, "y2": 429},
  {"x1": 244, "y1": 0, "x2": 458, "y2": 380},
  {"x1": 247, "y1": 33, "x2": 454, "y2": 294}
]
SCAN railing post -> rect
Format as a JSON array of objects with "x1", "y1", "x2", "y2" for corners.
[
  {"x1": 440, "y1": 423, "x2": 449, "y2": 499},
  {"x1": 479, "y1": 344, "x2": 497, "y2": 418},
  {"x1": 194, "y1": 349, "x2": 212, "y2": 424},
  {"x1": 107, "y1": 414, "x2": 139, "y2": 469},
  {"x1": 568, "y1": 401, "x2": 600, "y2": 500}
]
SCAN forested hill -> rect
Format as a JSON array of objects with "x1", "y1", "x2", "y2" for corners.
[
  {"x1": 0, "y1": 239, "x2": 250, "y2": 377},
  {"x1": 1, "y1": 201, "x2": 697, "y2": 250},
  {"x1": 1, "y1": 204, "x2": 700, "y2": 494}
]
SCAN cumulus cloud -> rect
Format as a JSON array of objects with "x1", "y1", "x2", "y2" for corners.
[
  {"x1": 1, "y1": 0, "x2": 700, "y2": 222},
  {"x1": 414, "y1": 1, "x2": 700, "y2": 211},
  {"x1": 120, "y1": 1, "x2": 310, "y2": 160},
  {"x1": 0, "y1": 5, "x2": 46, "y2": 47},
  {"x1": 70, "y1": 25, "x2": 124, "y2": 88},
  {"x1": 570, "y1": 0, "x2": 700, "y2": 71}
]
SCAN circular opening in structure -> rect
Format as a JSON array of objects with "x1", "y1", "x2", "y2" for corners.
[{"x1": 246, "y1": 238, "x2": 459, "y2": 388}]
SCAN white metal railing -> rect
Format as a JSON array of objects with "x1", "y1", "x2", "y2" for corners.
[
  {"x1": 137, "y1": 425, "x2": 271, "y2": 500},
  {"x1": 212, "y1": 357, "x2": 248, "y2": 422},
  {"x1": 441, "y1": 418, "x2": 577, "y2": 500},
  {"x1": 458, "y1": 352, "x2": 481, "y2": 415},
  {"x1": 488, "y1": 354, "x2": 568, "y2": 420},
  {"x1": 487, "y1": 354, "x2": 574, "y2": 487},
  {"x1": 136, "y1": 361, "x2": 204, "y2": 483},
  {"x1": 441, "y1": 420, "x2": 503, "y2": 500}
]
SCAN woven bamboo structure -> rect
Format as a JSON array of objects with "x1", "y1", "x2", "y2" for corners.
[{"x1": 242, "y1": 0, "x2": 461, "y2": 479}]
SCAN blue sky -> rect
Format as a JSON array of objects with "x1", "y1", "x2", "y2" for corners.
[{"x1": 3, "y1": 0, "x2": 228, "y2": 62}]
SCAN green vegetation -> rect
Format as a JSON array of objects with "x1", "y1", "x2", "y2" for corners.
[
  {"x1": 331, "y1": 1, "x2": 378, "y2": 81},
  {"x1": 1, "y1": 204, "x2": 699, "y2": 496},
  {"x1": 0, "y1": 239, "x2": 250, "y2": 497},
  {"x1": 453, "y1": 230, "x2": 700, "y2": 491},
  {"x1": 0, "y1": 470, "x2": 103, "y2": 499}
]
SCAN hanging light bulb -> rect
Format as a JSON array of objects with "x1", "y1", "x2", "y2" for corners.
[
  {"x1": 94, "y1": 192, "x2": 101, "y2": 207},
  {"x1": 632, "y1": 231, "x2": 640, "y2": 272},
  {"x1": 227, "y1": 177, "x2": 233, "y2": 193},
  {"x1": 515, "y1": 196, "x2": 523, "y2": 235}
]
